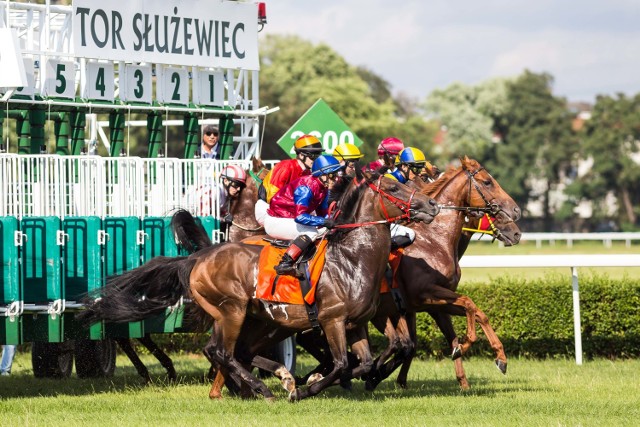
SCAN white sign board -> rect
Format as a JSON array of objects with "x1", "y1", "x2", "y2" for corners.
[
  {"x1": 72, "y1": 0, "x2": 259, "y2": 70},
  {"x1": 0, "y1": 28, "x2": 28, "y2": 88}
]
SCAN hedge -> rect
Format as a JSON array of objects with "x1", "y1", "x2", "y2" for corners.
[
  {"x1": 402, "y1": 273, "x2": 640, "y2": 359},
  {"x1": 149, "y1": 273, "x2": 640, "y2": 360}
]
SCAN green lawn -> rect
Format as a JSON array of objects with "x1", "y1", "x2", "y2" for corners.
[
  {"x1": 460, "y1": 240, "x2": 640, "y2": 284},
  {"x1": 1, "y1": 352, "x2": 639, "y2": 426}
]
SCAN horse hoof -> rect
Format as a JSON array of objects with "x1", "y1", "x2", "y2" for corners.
[
  {"x1": 495, "y1": 359, "x2": 507, "y2": 375},
  {"x1": 306, "y1": 373, "x2": 323, "y2": 386},
  {"x1": 451, "y1": 345, "x2": 463, "y2": 360},
  {"x1": 340, "y1": 379, "x2": 352, "y2": 391},
  {"x1": 288, "y1": 388, "x2": 301, "y2": 402}
]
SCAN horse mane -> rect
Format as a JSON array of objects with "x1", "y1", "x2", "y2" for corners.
[
  {"x1": 418, "y1": 165, "x2": 463, "y2": 198},
  {"x1": 328, "y1": 167, "x2": 379, "y2": 241}
]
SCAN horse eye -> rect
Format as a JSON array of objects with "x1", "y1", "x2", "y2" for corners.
[{"x1": 483, "y1": 179, "x2": 492, "y2": 186}]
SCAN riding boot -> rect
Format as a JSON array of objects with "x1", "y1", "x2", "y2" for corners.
[
  {"x1": 391, "y1": 235, "x2": 413, "y2": 250},
  {"x1": 275, "y1": 235, "x2": 313, "y2": 275}
]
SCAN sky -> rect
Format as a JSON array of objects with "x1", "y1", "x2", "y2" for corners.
[{"x1": 261, "y1": 0, "x2": 640, "y2": 104}]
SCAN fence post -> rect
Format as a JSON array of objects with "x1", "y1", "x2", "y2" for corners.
[{"x1": 571, "y1": 266, "x2": 583, "y2": 365}]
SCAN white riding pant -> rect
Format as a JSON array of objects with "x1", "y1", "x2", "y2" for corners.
[
  {"x1": 254, "y1": 199, "x2": 269, "y2": 226},
  {"x1": 390, "y1": 223, "x2": 416, "y2": 243},
  {"x1": 264, "y1": 214, "x2": 323, "y2": 241}
]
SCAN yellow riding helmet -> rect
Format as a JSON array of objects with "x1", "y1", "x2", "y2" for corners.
[
  {"x1": 395, "y1": 147, "x2": 427, "y2": 166},
  {"x1": 333, "y1": 143, "x2": 363, "y2": 161},
  {"x1": 294, "y1": 134, "x2": 324, "y2": 153}
]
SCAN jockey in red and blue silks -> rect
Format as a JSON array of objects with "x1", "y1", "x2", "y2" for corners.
[
  {"x1": 265, "y1": 155, "x2": 342, "y2": 275},
  {"x1": 254, "y1": 134, "x2": 324, "y2": 226}
]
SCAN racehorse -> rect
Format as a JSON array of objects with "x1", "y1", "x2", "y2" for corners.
[
  {"x1": 109, "y1": 158, "x2": 269, "y2": 383},
  {"x1": 365, "y1": 156, "x2": 521, "y2": 391},
  {"x1": 78, "y1": 169, "x2": 439, "y2": 400}
]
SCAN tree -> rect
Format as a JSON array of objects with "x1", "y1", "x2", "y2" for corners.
[
  {"x1": 568, "y1": 94, "x2": 640, "y2": 229},
  {"x1": 258, "y1": 35, "x2": 398, "y2": 159},
  {"x1": 423, "y1": 79, "x2": 510, "y2": 164},
  {"x1": 491, "y1": 71, "x2": 577, "y2": 230}
]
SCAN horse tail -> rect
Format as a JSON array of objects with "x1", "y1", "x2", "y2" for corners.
[
  {"x1": 77, "y1": 256, "x2": 196, "y2": 326},
  {"x1": 170, "y1": 209, "x2": 214, "y2": 252}
]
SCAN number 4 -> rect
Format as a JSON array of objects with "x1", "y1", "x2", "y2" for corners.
[{"x1": 95, "y1": 67, "x2": 106, "y2": 97}]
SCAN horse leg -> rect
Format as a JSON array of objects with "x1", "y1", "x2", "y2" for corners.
[
  {"x1": 472, "y1": 306, "x2": 507, "y2": 374},
  {"x1": 138, "y1": 335, "x2": 177, "y2": 381},
  {"x1": 365, "y1": 315, "x2": 404, "y2": 391},
  {"x1": 347, "y1": 326, "x2": 373, "y2": 380},
  {"x1": 251, "y1": 355, "x2": 296, "y2": 394},
  {"x1": 395, "y1": 311, "x2": 416, "y2": 389},
  {"x1": 432, "y1": 292, "x2": 507, "y2": 374},
  {"x1": 116, "y1": 338, "x2": 151, "y2": 383},
  {"x1": 429, "y1": 312, "x2": 470, "y2": 390},
  {"x1": 295, "y1": 332, "x2": 332, "y2": 385},
  {"x1": 289, "y1": 320, "x2": 349, "y2": 401}
]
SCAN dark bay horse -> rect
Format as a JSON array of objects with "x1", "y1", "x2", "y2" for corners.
[
  {"x1": 78, "y1": 171, "x2": 439, "y2": 400},
  {"x1": 366, "y1": 156, "x2": 521, "y2": 391},
  {"x1": 110, "y1": 158, "x2": 269, "y2": 383}
]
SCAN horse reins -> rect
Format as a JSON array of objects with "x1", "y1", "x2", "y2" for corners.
[{"x1": 333, "y1": 176, "x2": 417, "y2": 229}]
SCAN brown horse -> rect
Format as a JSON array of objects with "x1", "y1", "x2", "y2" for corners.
[
  {"x1": 78, "y1": 170, "x2": 439, "y2": 400},
  {"x1": 365, "y1": 156, "x2": 521, "y2": 391},
  {"x1": 109, "y1": 158, "x2": 270, "y2": 383}
]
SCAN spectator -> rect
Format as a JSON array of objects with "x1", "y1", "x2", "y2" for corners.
[
  {"x1": 1, "y1": 345, "x2": 16, "y2": 376},
  {"x1": 200, "y1": 125, "x2": 220, "y2": 159}
]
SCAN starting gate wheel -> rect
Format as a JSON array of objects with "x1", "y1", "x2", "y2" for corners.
[
  {"x1": 31, "y1": 342, "x2": 74, "y2": 378},
  {"x1": 74, "y1": 339, "x2": 117, "y2": 378},
  {"x1": 275, "y1": 336, "x2": 297, "y2": 376}
]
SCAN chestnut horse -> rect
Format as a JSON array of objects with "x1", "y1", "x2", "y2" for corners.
[
  {"x1": 109, "y1": 158, "x2": 269, "y2": 383},
  {"x1": 365, "y1": 156, "x2": 521, "y2": 390},
  {"x1": 79, "y1": 170, "x2": 439, "y2": 400}
]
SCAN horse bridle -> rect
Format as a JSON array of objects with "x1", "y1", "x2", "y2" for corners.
[
  {"x1": 439, "y1": 166, "x2": 514, "y2": 241},
  {"x1": 333, "y1": 176, "x2": 418, "y2": 229}
]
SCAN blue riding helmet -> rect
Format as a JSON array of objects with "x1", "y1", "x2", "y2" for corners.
[{"x1": 311, "y1": 155, "x2": 342, "y2": 177}]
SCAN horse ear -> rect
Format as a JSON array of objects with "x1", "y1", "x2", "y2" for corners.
[{"x1": 460, "y1": 156, "x2": 470, "y2": 170}]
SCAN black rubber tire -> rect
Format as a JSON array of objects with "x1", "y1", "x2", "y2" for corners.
[
  {"x1": 75, "y1": 339, "x2": 117, "y2": 378},
  {"x1": 31, "y1": 341, "x2": 74, "y2": 378}
]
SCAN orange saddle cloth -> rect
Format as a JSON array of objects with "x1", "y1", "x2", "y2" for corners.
[
  {"x1": 243, "y1": 237, "x2": 329, "y2": 305},
  {"x1": 380, "y1": 248, "x2": 404, "y2": 293}
]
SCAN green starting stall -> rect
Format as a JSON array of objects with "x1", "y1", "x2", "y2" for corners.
[{"x1": 0, "y1": 0, "x2": 273, "y2": 377}]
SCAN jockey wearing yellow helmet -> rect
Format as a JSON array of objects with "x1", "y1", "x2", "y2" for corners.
[{"x1": 332, "y1": 143, "x2": 364, "y2": 177}]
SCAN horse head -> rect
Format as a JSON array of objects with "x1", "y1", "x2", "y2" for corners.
[
  {"x1": 359, "y1": 169, "x2": 440, "y2": 225},
  {"x1": 460, "y1": 156, "x2": 521, "y2": 246}
]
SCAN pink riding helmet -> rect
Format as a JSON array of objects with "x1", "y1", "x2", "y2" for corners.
[
  {"x1": 220, "y1": 165, "x2": 247, "y2": 184},
  {"x1": 377, "y1": 137, "x2": 405, "y2": 156}
]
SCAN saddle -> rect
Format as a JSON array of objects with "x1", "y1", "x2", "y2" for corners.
[{"x1": 242, "y1": 237, "x2": 328, "y2": 305}]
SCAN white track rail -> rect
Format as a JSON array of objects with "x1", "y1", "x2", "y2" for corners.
[{"x1": 460, "y1": 254, "x2": 640, "y2": 365}]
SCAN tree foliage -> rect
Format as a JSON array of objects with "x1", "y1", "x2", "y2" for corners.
[
  {"x1": 490, "y1": 71, "x2": 577, "y2": 228},
  {"x1": 567, "y1": 94, "x2": 640, "y2": 228},
  {"x1": 258, "y1": 35, "x2": 438, "y2": 160}
]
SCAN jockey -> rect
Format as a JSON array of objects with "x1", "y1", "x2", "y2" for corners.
[
  {"x1": 218, "y1": 164, "x2": 247, "y2": 225},
  {"x1": 385, "y1": 147, "x2": 431, "y2": 250},
  {"x1": 332, "y1": 143, "x2": 364, "y2": 178},
  {"x1": 265, "y1": 155, "x2": 342, "y2": 275},
  {"x1": 366, "y1": 137, "x2": 404, "y2": 171},
  {"x1": 255, "y1": 134, "x2": 324, "y2": 226},
  {"x1": 388, "y1": 147, "x2": 428, "y2": 184}
]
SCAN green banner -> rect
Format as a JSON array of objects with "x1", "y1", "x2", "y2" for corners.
[{"x1": 276, "y1": 98, "x2": 363, "y2": 158}]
